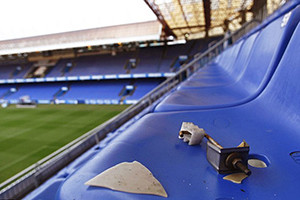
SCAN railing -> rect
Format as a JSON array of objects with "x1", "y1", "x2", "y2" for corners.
[{"x1": 0, "y1": 18, "x2": 260, "y2": 200}]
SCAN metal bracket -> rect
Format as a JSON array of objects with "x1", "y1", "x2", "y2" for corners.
[{"x1": 179, "y1": 122, "x2": 251, "y2": 175}]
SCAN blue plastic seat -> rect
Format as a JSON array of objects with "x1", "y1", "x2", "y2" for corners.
[
  {"x1": 29, "y1": 24, "x2": 300, "y2": 199},
  {"x1": 178, "y1": 32, "x2": 258, "y2": 89},
  {"x1": 155, "y1": 6, "x2": 300, "y2": 112}
]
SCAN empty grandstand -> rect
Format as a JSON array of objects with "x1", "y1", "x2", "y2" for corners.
[{"x1": 1, "y1": 0, "x2": 299, "y2": 199}]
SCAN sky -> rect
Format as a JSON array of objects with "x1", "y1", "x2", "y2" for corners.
[{"x1": 0, "y1": 0, "x2": 156, "y2": 41}]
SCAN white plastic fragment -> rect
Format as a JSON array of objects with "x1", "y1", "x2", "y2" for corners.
[
  {"x1": 281, "y1": 11, "x2": 291, "y2": 27},
  {"x1": 179, "y1": 122, "x2": 205, "y2": 145},
  {"x1": 85, "y1": 161, "x2": 168, "y2": 198},
  {"x1": 248, "y1": 159, "x2": 267, "y2": 168}
]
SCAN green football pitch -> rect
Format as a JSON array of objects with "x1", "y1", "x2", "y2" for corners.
[{"x1": 0, "y1": 104, "x2": 128, "y2": 183}]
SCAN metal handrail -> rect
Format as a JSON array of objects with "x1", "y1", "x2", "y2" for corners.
[{"x1": 0, "y1": 18, "x2": 260, "y2": 199}]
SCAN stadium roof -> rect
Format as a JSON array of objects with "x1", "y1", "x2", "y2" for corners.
[
  {"x1": 0, "y1": 21, "x2": 161, "y2": 56},
  {"x1": 0, "y1": 0, "x2": 160, "y2": 55},
  {"x1": 145, "y1": 0, "x2": 285, "y2": 39},
  {"x1": 0, "y1": 0, "x2": 157, "y2": 41}
]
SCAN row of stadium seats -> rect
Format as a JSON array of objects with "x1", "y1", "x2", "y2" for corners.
[
  {"x1": 0, "y1": 63, "x2": 31, "y2": 79},
  {"x1": 155, "y1": 3, "x2": 299, "y2": 112},
  {"x1": 1, "y1": 79, "x2": 162, "y2": 104},
  {"x1": 25, "y1": 1, "x2": 300, "y2": 200},
  {"x1": 0, "y1": 39, "x2": 211, "y2": 80}
]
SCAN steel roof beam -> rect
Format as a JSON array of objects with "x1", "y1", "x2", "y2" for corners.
[
  {"x1": 177, "y1": 0, "x2": 191, "y2": 32},
  {"x1": 172, "y1": 25, "x2": 206, "y2": 30},
  {"x1": 203, "y1": 0, "x2": 211, "y2": 37},
  {"x1": 144, "y1": 0, "x2": 177, "y2": 39}
]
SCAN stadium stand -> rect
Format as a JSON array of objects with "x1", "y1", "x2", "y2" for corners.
[
  {"x1": 50, "y1": 42, "x2": 202, "y2": 76},
  {"x1": 46, "y1": 59, "x2": 73, "y2": 77},
  {"x1": 130, "y1": 47, "x2": 164, "y2": 73},
  {"x1": 124, "y1": 79, "x2": 163, "y2": 103},
  {"x1": 14, "y1": 1, "x2": 299, "y2": 200},
  {"x1": 1, "y1": 1, "x2": 300, "y2": 199},
  {"x1": 67, "y1": 53, "x2": 130, "y2": 76},
  {"x1": 0, "y1": 64, "x2": 32, "y2": 79},
  {"x1": 0, "y1": 85, "x2": 15, "y2": 99},
  {"x1": 0, "y1": 40, "x2": 211, "y2": 105},
  {"x1": 0, "y1": 79, "x2": 163, "y2": 105},
  {"x1": 57, "y1": 80, "x2": 128, "y2": 104},
  {"x1": 0, "y1": 39, "x2": 209, "y2": 80},
  {"x1": 4, "y1": 83, "x2": 63, "y2": 102},
  {"x1": 0, "y1": 41, "x2": 199, "y2": 105},
  {"x1": 0, "y1": 64, "x2": 30, "y2": 79}
]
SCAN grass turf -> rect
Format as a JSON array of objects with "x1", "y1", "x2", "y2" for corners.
[{"x1": 0, "y1": 104, "x2": 128, "y2": 183}]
